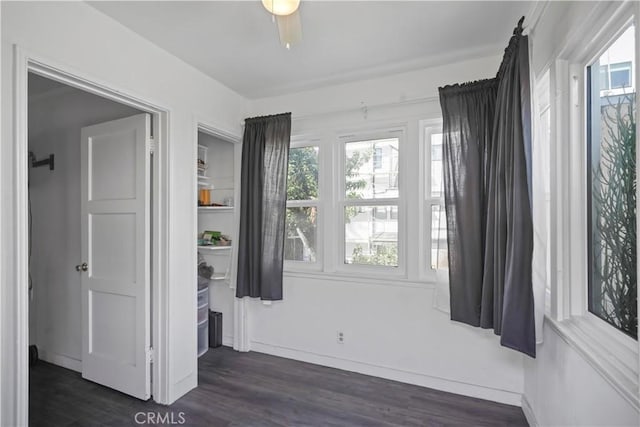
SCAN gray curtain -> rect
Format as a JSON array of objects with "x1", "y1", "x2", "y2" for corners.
[
  {"x1": 236, "y1": 113, "x2": 291, "y2": 300},
  {"x1": 438, "y1": 18, "x2": 535, "y2": 357}
]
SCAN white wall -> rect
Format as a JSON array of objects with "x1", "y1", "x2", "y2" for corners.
[
  {"x1": 524, "y1": 322, "x2": 638, "y2": 426},
  {"x1": 247, "y1": 55, "x2": 526, "y2": 406},
  {"x1": 28, "y1": 80, "x2": 142, "y2": 370},
  {"x1": 1, "y1": 2, "x2": 248, "y2": 423},
  {"x1": 523, "y1": 1, "x2": 640, "y2": 426}
]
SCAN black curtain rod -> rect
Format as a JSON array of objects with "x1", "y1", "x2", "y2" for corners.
[{"x1": 244, "y1": 112, "x2": 291, "y2": 123}]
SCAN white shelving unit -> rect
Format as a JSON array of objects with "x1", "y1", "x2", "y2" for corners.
[
  {"x1": 198, "y1": 206, "x2": 234, "y2": 212},
  {"x1": 197, "y1": 245, "x2": 232, "y2": 252},
  {"x1": 197, "y1": 130, "x2": 237, "y2": 354},
  {"x1": 197, "y1": 287, "x2": 209, "y2": 357}
]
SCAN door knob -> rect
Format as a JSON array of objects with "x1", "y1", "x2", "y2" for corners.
[{"x1": 75, "y1": 262, "x2": 88, "y2": 272}]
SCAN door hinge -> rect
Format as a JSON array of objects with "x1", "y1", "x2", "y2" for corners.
[
  {"x1": 148, "y1": 138, "x2": 157, "y2": 154},
  {"x1": 147, "y1": 347, "x2": 155, "y2": 364}
]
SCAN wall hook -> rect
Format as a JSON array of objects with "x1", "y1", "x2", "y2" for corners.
[{"x1": 29, "y1": 151, "x2": 54, "y2": 171}]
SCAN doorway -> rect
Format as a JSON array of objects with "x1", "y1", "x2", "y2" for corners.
[
  {"x1": 10, "y1": 53, "x2": 172, "y2": 424},
  {"x1": 27, "y1": 72, "x2": 156, "y2": 400}
]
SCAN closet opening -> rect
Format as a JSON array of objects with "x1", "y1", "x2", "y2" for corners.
[{"x1": 195, "y1": 126, "x2": 241, "y2": 367}]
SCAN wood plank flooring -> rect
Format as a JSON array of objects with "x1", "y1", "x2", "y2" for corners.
[{"x1": 30, "y1": 347, "x2": 528, "y2": 426}]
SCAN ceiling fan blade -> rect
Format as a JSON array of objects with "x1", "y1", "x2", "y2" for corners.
[{"x1": 276, "y1": 10, "x2": 302, "y2": 49}]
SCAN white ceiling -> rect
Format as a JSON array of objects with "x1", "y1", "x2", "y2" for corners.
[
  {"x1": 89, "y1": 1, "x2": 533, "y2": 99},
  {"x1": 28, "y1": 73, "x2": 66, "y2": 98}
]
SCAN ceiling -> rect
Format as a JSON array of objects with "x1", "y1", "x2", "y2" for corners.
[
  {"x1": 28, "y1": 73, "x2": 67, "y2": 98},
  {"x1": 89, "y1": 1, "x2": 533, "y2": 99}
]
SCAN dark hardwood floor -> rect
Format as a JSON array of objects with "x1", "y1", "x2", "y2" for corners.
[{"x1": 30, "y1": 347, "x2": 528, "y2": 426}]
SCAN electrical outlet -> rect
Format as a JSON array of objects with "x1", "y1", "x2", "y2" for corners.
[{"x1": 337, "y1": 331, "x2": 345, "y2": 344}]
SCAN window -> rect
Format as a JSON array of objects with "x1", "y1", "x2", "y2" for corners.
[
  {"x1": 285, "y1": 145, "x2": 319, "y2": 263},
  {"x1": 343, "y1": 136, "x2": 400, "y2": 267},
  {"x1": 600, "y1": 62, "x2": 633, "y2": 92},
  {"x1": 586, "y1": 25, "x2": 637, "y2": 339},
  {"x1": 537, "y1": 5, "x2": 638, "y2": 405},
  {"x1": 373, "y1": 147, "x2": 382, "y2": 169},
  {"x1": 426, "y1": 130, "x2": 447, "y2": 270}
]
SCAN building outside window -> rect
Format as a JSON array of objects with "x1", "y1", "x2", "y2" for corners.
[{"x1": 343, "y1": 136, "x2": 399, "y2": 267}]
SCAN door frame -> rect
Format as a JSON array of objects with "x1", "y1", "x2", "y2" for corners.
[
  {"x1": 195, "y1": 121, "x2": 250, "y2": 352},
  {"x1": 11, "y1": 45, "x2": 171, "y2": 423}
]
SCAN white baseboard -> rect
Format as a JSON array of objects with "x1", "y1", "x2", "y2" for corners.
[
  {"x1": 38, "y1": 349, "x2": 81, "y2": 373},
  {"x1": 250, "y1": 341, "x2": 522, "y2": 407},
  {"x1": 222, "y1": 335, "x2": 233, "y2": 347},
  {"x1": 169, "y1": 372, "x2": 197, "y2": 405},
  {"x1": 521, "y1": 395, "x2": 539, "y2": 427}
]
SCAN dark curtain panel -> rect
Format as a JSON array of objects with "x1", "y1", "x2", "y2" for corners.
[
  {"x1": 438, "y1": 18, "x2": 536, "y2": 357},
  {"x1": 439, "y1": 80, "x2": 497, "y2": 325},
  {"x1": 236, "y1": 113, "x2": 291, "y2": 300}
]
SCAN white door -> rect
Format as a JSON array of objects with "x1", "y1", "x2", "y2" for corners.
[{"x1": 80, "y1": 113, "x2": 151, "y2": 400}]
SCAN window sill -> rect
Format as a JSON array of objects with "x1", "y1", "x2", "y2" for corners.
[
  {"x1": 545, "y1": 315, "x2": 639, "y2": 411},
  {"x1": 282, "y1": 269, "x2": 436, "y2": 289}
]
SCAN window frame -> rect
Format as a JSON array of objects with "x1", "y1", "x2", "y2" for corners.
[
  {"x1": 543, "y1": 2, "x2": 639, "y2": 409},
  {"x1": 283, "y1": 138, "x2": 323, "y2": 272},
  {"x1": 336, "y1": 127, "x2": 406, "y2": 276},
  {"x1": 574, "y1": 16, "x2": 637, "y2": 339},
  {"x1": 533, "y1": 68, "x2": 553, "y2": 315},
  {"x1": 421, "y1": 121, "x2": 446, "y2": 277}
]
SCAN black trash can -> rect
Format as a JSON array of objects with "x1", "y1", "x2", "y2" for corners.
[{"x1": 209, "y1": 311, "x2": 222, "y2": 348}]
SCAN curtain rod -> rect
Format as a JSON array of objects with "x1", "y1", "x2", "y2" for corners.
[
  {"x1": 295, "y1": 94, "x2": 440, "y2": 121},
  {"x1": 242, "y1": 94, "x2": 440, "y2": 126}
]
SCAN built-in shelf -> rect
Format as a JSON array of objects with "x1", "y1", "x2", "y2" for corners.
[
  {"x1": 198, "y1": 176, "x2": 211, "y2": 188},
  {"x1": 198, "y1": 206, "x2": 233, "y2": 212},
  {"x1": 210, "y1": 273, "x2": 227, "y2": 281},
  {"x1": 197, "y1": 245, "x2": 232, "y2": 251}
]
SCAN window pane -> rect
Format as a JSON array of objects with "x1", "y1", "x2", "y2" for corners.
[
  {"x1": 344, "y1": 205, "x2": 398, "y2": 266},
  {"x1": 373, "y1": 147, "x2": 382, "y2": 169},
  {"x1": 430, "y1": 204, "x2": 448, "y2": 270},
  {"x1": 610, "y1": 62, "x2": 632, "y2": 89},
  {"x1": 587, "y1": 25, "x2": 637, "y2": 339},
  {"x1": 345, "y1": 138, "x2": 399, "y2": 199},
  {"x1": 431, "y1": 133, "x2": 444, "y2": 198},
  {"x1": 287, "y1": 146, "x2": 319, "y2": 201},
  {"x1": 285, "y1": 207, "x2": 317, "y2": 262}
]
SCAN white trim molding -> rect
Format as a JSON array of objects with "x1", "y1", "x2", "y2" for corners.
[
  {"x1": 234, "y1": 298, "x2": 251, "y2": 352},
  {"x1": 521, "y1": 395, "x2": 539, "y2": 427},
  {"x1": 38, "y1": 351, "x2": 81, "y2": 374}
]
